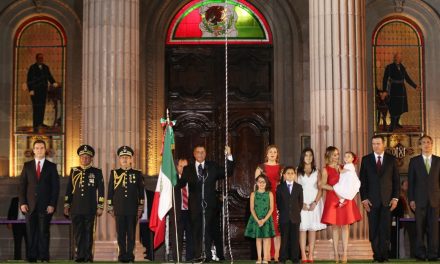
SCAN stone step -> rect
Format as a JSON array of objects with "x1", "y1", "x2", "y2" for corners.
[
  {"x1": 313, "y1": 239, "x2": 373, "y2": 260},
  {"x1": 93, "y1": 240, "x2": 146, "y2": 261},
  {"x1": 93, "y1": 239, "x2": 373, "y2": 261}
]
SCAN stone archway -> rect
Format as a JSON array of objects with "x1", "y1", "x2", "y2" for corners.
[
  {"x1": 141, "y1": 0, "x2": 308, "y2": 177},
  {"x1": 366, "y1": 0, "x2": 440, "y2": 150},
  {"x1": 140, "y1": 0, "x2": 309, "y2": 260}
]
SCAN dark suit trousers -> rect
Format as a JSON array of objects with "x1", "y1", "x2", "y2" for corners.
[
  {"x1": 12, "y1": 223, "x2": 27, "y2": 260},
  {"x1": 279, "y1": 222, "x2": 300, "y2": 262},
  {"x1": 139, "y1": 221, "x2": 154, "y2": 260},
  {"x1": 192, "y1": 209, "x2": 215, "y2": 260},
  {"x1": 26, "y1": 211, "x2": 52, "y2": 261},
  {"x1": 415, "y1": 205, "x2": 439, "y2": 259},
  {"x1": 210, "y1": 208, "x2": 223, "y2": 259},
  {"x1": 115, "y1": 215, "x2": 137, "y2": 261},
  {"x1": 168, "y1": 209, "x2": 194, "y2": 261},
  {"x1": 178, "y1": 210, "x2": 193, "y2": 261},
  {"x1": 72, "y1": 214, "x2": 95, "y2": 261},
  {"x1": 30, "y1": 89, "x2": 47, "y2": 128},
  {"x1": 368, "y1": 204, "x2": 391, "y2": 261}
]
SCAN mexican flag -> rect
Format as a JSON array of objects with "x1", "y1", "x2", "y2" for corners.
[{"x1": 149, "y1": 121, "x2": 177, "y2": 249}]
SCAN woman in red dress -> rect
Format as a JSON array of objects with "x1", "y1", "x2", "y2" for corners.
[
  {"x1": 255, "y1": 145, "x2": 283, "y2": 262},
  {"x1": 321, "y1": 146, "x2": 361, "y2": 263}
]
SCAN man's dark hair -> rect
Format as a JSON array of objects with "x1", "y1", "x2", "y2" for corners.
[
  {"x1": 177, "y1": 157, "x2": 188, "y2": 163},
  {"x1": 193, "y1": 144, "x2": 206, "y2": 151},
  {"x1": 36, "y1": 53, "x2": 43, "y2": 60},
  {"x1": 371, "y1": 134, "x2": 385, "y2": 142},
  {"x1": 33, "y1": 139, "x2": 46, "y2": 148}
]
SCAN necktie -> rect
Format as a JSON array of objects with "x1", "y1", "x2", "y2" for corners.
[
  {"x1": 287, "y1": 183, "x2": 292, "y2": 194},
  {"x1": 182, "y1": 185, "x2": 188, "y2": 210},
  {"x1": 198, "y1": 164, "x2": 203, "y2": 180},
  {"x1": 376, "y1": 156, "x2": 382, "y2": 171},
  {"x1": 36, "y1": 161, "x2": 41, "y2": 180},
  {"x1": 425, "y1": 158, "x2": 431, "y2": 174}
]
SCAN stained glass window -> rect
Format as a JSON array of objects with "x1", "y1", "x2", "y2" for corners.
[
  {"x1": 372, "y1": 17, "x2": 423, "y2": 134},
  {"x1": 167, "y1": 0, "x2": 272, "y2": 45},
  {"x1": 13, "y1": 16, "x2": 66, "y2": 176}
]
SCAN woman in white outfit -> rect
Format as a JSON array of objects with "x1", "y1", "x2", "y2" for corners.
[{"x1": 297, "y1": 148, "x2": 326, "y2": 263}]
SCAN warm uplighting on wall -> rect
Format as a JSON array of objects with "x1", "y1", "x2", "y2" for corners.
[
  {"x1": 65, "y1": 146, "x2": 76, "y2": 177},
  {"x1": 0, "y1": 156, "x2": 9, "y2": 176}
]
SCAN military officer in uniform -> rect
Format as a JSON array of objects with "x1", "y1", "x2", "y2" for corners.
[
  {"x1": 64, "y1": 145, "x2": 104, "y2": 262},
  {"x1": 107, "y1": 146, "x2": 144, "y2": 263}
]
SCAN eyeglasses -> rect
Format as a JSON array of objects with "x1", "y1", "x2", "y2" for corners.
[{"x1": 257, "y1": 181, "x2": 266, "y2": 184}]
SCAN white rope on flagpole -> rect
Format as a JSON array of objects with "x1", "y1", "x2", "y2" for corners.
[{"x1": 223, "y1": 1, "x2": 233, "y2": 262}]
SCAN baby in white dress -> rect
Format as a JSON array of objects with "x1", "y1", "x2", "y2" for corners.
[{"x1": 333, "y1": 152, "x2": 361, "y2": 207}]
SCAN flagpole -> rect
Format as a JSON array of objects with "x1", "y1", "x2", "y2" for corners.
[
  {"x1": 172, "y1": 186, "x2": 180, "y2": 263},
  {"x1": 167, "y1": 108, "x2": 180, "y2": 263}
]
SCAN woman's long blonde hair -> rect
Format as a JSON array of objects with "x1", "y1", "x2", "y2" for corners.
[{"x1": 324, "y1": 146, "x2": 339, "y2": 165}]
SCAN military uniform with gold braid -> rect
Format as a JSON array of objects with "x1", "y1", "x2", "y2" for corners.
[
  {"x1": 64, "y1": 145, "x2": 104, "y2": 262},
  {"x1": 107, "y1": 146, "x2": 144, "y2": 263}
]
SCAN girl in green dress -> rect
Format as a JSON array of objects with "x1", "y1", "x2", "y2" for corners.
[{"x1": 245, "y1": 175, "x2": 276, "y2": 264}]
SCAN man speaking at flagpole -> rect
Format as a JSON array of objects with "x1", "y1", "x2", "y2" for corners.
[{"x1": 177, "y1": 144, "x2": 234, "y2": 262}]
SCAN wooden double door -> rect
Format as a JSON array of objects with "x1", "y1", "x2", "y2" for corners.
[{"x1": 166, "y1": 45, "x2": 273, "y2": 258}]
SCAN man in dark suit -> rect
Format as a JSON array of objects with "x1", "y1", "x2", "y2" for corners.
[
  {"x1": 27, "y1": 53, "x2": 58, "y2": 131},
  {"x1": 408, "y1": 135, "x2": 440, "y2": 261},
  {"x1": 19, "y1": 139, "x2": 60, "y2": 262},
  {"x1": 382, "y1": 52, "x2": 418, "y2": 132},
  {"x1": 64, "y1": 145, "x2": 105, "y2": 262},
  {"x1": 139, "y1": 187, "x2": 155, "y2": 261},
  {"x1": 360, "y1": 135, "x2": 400, "y2": 262},
  {"x1": 177, "y1": 145, "x2": 234, "y2": 262},
  {"x1": 276, "y1": 167, "x2": 303, "y2": 264},
  {"x1": 7, "y1": 196, "x2": 27, "y2": 260},
  {"x1": 170, "y1": 158, "x2": 193, "y2": 262},
  {"x1": 107, "y1": 146, "x2": 144, "y2": 263}
]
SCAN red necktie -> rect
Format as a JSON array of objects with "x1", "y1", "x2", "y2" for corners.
[
  {"x1": 36, "y1": 161, "x2": 41, "y2": 180},
  {"x1": 376, "y1": 156, "x2": 382, "y2": 171},
  {"x1": 181, "y1": 185, "x2": 188, "y2": 210}
]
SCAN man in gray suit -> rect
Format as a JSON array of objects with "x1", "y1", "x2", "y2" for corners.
[{"x1": 408, "y1": 135, "x2": 440, "y2": 261}]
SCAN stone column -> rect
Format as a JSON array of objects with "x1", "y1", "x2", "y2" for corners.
[
  {"x1": 82, "y1": 0, "x2": 139, "y2": 241},
  {"x1": 310, "y1": 0, "x2": 367, "y2": 165}
]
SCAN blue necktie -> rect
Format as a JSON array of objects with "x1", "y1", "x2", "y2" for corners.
[
  {"x1": 198, "y1": 164, "x2": 203, "y2": 180},
  {"x1": 287, "y1": 183, "x2": 292, "y2": 194}
]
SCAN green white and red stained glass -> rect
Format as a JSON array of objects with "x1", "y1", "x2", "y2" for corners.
[{"x1": 167, "y1": 0, "x2": 272, "y2": 45}]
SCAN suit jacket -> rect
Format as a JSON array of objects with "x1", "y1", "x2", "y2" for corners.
[
  {"x1": 276, "y1": 182, "x2": 303, "y2": 224},
  {"x1": 359, "y1": 153, "x2": 400, "y2": 207},
  {"x1": 177, "y1": 159, "x2": 234, "y2": 217},
  {"x1": 174, "y1": 174, "x2": 187, "y2": 217},
  {"x1": 27, "y1": 63, "x2": 55, "y2": 92},
  {"x1": 107, "y1": 168, "x2": 144, "y2": 216},
  {"x1": 145, "y1": 188, "x2": 154, "y2": 220},
  {"x1": 408, "y1": 154, "x2": 440, "y2": 208},
  {"x1": 19, "y1": 159, "x2": 60, "y2": 213},
  {"x1": 8, "y1": 197, "x2": 20, "y2": 220},
  {"x1": 64, "y1": 166, "x2": 105, "y2": 215}
]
